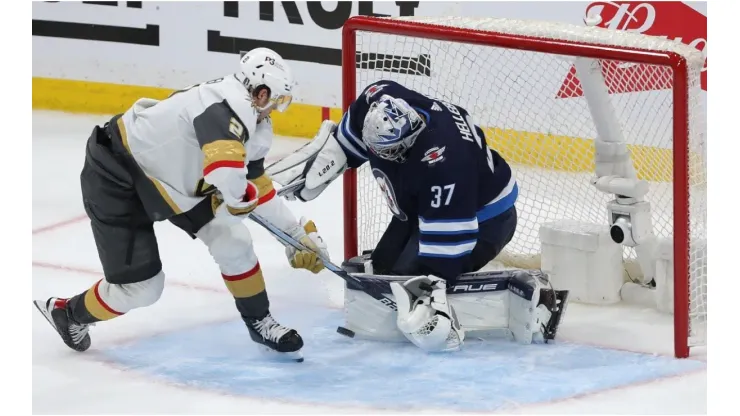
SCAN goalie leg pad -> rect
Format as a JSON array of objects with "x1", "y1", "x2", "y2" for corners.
[
  {"x1": 508, "y1": 271, "x2": 569, "y2": 344},
  {"x1": 340, "y1": 267, "x2": 568, "y2": 347},
  {"x1": 390, "y1": 276, "x2": 465, "y2": 352},
  {"x1": 340, "y1": 252, "x2": 375, "y2": 275},
  {"x1": 343, "y1": 284, "x2": 407, "y2": 342}
]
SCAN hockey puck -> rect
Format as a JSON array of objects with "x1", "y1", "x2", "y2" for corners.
[{"x1": 336, "y1": 326, "x2": 356, "y2": 338}]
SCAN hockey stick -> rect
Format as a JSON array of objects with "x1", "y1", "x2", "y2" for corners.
[
  {"x1": 275, "y1": 179, "x2": 305, "y2": 198},
  {"x1": 246, "y1": 212, "x2": 398, "y2": 311}
]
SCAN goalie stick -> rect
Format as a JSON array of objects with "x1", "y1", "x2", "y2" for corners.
[
  {"x1": 246, "y1": 211, "x2": 399, "y2": 312},
  {"x1": 275, "y1": 178, "x2": 305, "y2": 199},
  {"x1": 247, "y1": 212, "x2": 569, "y2": 342}
]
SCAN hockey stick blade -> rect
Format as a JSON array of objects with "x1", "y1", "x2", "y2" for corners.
[{"x1": 247, "y1": 212, "x2": 398, "y2": 311}]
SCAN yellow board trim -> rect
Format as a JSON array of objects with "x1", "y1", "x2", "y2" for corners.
[
  {"x1": 485, "y1": 127, "x2": 704, "y2": 184},
  {"x1": 33, "y1": 77, "x2": 704, "y2": 184},
  {"x1": 34, "y1": 77, "x2": 172, "y2": 116},
  {"x1": 32, "y1": 77, "x2": 323, "y2": 139},
  {"x1": 485, "y1": 127, "x2": 675, "y2": 183}
]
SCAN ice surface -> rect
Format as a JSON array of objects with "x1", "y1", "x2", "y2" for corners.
[
  {"x1": 32, "y1": 111, "x2": 706, "y2": 414},
  {"x1": 103, "y1": 309, "x2": 704, "y2": 412}
]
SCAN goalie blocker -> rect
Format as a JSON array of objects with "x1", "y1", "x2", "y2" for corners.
[{"x1": 340, "y1": 253, "x2": 569, "y2": 348}]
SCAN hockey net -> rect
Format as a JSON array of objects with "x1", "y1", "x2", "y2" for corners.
[{"x1": 341, "y1": 16, "x2": 706, "y2": 358}]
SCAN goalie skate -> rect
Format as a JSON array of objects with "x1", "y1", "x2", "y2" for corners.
[
  {"x1": 245, "y1": 312, "x2": 304, "y2": 363},
  {"x1": 538, "y1": 287, "x2": 570, "y2": 342},
  {"x1": 33, "y1": 298, "x2": 94, "y2": 352}
]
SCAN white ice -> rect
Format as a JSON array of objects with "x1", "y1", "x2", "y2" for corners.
[{"x1": 32, "y1": 111, "x2": 706, "y2": 414}]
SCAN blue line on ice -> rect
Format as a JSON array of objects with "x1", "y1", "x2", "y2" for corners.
[{"x1": 102, "y1": 305, "x2": 704, "y2": 412}]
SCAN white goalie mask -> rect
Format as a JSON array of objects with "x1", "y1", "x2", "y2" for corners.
[
  {"x1": 390, "y1": 276, "x2": 464, "y2": 352},
  {"x1": 362, "y1": 95, "x2": 426, "y2": 162},
  {"x1": 238, "y1": 47, "x2": 295, "y2": 113}
]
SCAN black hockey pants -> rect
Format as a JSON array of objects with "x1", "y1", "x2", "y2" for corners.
[{"x1": 370, "y1": 206, "x2": 518, "y2": 284}]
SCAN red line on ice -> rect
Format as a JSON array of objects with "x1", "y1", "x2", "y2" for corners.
[
  {"x1": 32, "y1": 214, "x2": 88, "y2": 235},
  {"x1": 32, "y1": 261, "x2": 226, "y2": 295}
]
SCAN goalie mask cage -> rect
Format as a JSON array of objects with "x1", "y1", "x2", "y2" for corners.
[{"x1": 341, "y1": 16, "x2": 706, "y2": 358}]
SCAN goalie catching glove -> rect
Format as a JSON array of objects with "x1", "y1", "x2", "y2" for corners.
[
  {"x1": 390, "y1": 275, "x2": 465, "y2": 353},
  {"x1": 266, "y1": 120, "x2": 347, "y2": 202},
  {"x1": 285, "y1": 217, "x2": 329, "y2": 274}
]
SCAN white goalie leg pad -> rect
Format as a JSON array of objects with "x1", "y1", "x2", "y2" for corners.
[
  {"x1": 265, "y1": 120, "x2": 347, "y2": 202},
  {"x1": 344, "y1": 285, "x2": 407, "y2": 342},
  {"x1": 340, "y1": 258, "x2": 405, "y2": 341},
  {"x1": 390, "y1": 276, "x2": 465, "y2": 352},
  {"x1": 447, "y1": 284, "x2": 510, "y2": 337},
  {"x1": 342, "y1": 273, "x2": 510, "y2": 342},
  {"x1": 508, "y1": 273, "x2": 553, "y2": 344}
]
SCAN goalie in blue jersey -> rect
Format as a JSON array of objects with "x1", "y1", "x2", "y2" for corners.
[{"x1": 268, "y1": 80, "x2": 566, "y2": 353}]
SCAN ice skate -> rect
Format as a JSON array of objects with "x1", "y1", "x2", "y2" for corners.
[
  {"x1": 33, "y1": 298, "x2": 94, "y2": 352},
  {"x1": 245, "y1": 312, "x2": 304, "y2": 362}
]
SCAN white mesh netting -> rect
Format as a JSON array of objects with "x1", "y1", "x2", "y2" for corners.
[{"x1": 348, "y1": 17, "x2": 706, "y2": 347}]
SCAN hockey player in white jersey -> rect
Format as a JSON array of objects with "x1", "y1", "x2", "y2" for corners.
[{"x1": 33, "y1": 48, "x2": 328, "y2": 362}]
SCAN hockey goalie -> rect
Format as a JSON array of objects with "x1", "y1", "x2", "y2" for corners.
[{"x1": 268, "y1": 80, "x2": 569, "y2": 352}]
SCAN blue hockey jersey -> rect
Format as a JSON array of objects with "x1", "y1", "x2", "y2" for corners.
[{"x1": 335, "y1": 80, "x2": 519, "y2": 279}]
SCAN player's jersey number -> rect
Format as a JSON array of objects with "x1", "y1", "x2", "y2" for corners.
[{"x1": 431, "y1": 184, "x2": 455, "y2": 208}]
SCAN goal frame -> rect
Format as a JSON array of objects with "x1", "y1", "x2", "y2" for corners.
[{"x1": 340, "y1": 16, "x2": 693, "y2": 358}]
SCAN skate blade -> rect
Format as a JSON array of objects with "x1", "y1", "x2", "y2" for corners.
[
  {"x1": 33, "y1": 300, "x2": 57, "y2": 331},
  {"x1": 256, "y1": 345, "x2": 304, "y2": 363}
]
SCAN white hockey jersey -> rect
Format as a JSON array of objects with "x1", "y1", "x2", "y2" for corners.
[
  {"x1": 118, "y1": 75, "x2": 266, "y2": 212},
  {"x1": 115, "y1": 74, "x2": 300, "y2": 234}
]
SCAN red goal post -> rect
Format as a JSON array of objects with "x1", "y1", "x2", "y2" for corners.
[{"x1": 340, "y1": 16, "x2": 706, "y2": 358}]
